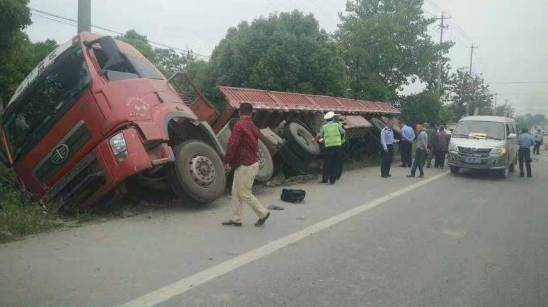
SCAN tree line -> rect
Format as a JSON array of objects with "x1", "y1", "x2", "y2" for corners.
[{"x1": 1, "y1": 0, "x2": 545, "y2": 127}]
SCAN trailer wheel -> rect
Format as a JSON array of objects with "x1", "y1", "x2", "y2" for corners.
[
  {"x1": 169, "y1": 140, "x2": 226, "y2": 204},
  {"x1": 285, "y1": 122, "x2": 320, "y2": 159},
  {"x1": 256, "y1": 140, "x2": 274, "y2": 182}
]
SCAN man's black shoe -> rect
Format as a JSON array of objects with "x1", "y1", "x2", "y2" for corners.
[
  {"x1": 222, "y1": 220, "x2": 242, "y2": 227},
  {"x1": 418, "y1": 174, "x2": 424, "y2": 178},
  {"x1": 407, "y1": 174, "x2": 415, "y2": 178},
  {"x1": 520, "y1": 173, "x2": 524, "y2": 177},
  {"x1": 527, "y1": 175, "x2": 533, "y2": 178},
  {"x1": 255, "y1": 212, "x2": 271, "y2": 227},
  {"x1": 319, "y1": 180, "x2": 328, "y2": 184}
]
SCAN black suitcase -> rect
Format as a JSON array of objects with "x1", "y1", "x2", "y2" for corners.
[{"x1": 281, "y1": 189, "x2": 306, "y2": 203}]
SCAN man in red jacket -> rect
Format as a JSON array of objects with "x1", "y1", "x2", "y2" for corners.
[{"x1": 222, "y1": 103, "x2": 271, "y2": 227}]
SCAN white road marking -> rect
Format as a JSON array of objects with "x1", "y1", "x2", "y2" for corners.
[{"x1": 119, "y1": 172, "x2": 448, "y2": 307}]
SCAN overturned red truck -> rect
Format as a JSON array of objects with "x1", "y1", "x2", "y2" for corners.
[{"x1": 0, "y1": 33, "x2": 399, "y2": 210}]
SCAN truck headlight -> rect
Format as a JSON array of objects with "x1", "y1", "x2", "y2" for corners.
[
  {"x1": 110, "y1": 132, "x2": 128, "y2": 161},
  {"x1": 490, "y1": 146, "x2": 507, "y2": 157},
  {"x1": 448, "y1": 142, "x2": 458, "y2": 153}
]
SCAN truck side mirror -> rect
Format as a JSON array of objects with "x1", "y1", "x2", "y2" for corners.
[{"x1": 508, "y1": 133, "x2": 517, "y2": 139}]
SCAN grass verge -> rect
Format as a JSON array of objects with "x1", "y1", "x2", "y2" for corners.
[{"x1": 0, "y1": 167, "x2": 61, "y2": 243}]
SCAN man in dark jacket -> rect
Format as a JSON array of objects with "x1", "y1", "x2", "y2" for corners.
[
  {"x1": 433, "y1": 126, "x2": 449, "y2": 168},
  {"x1": 222, "y1": 103, "x2": 270, "y2": 227}
]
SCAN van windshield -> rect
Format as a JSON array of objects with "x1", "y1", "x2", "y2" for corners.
[
  {"x1": 452, "y1": 121, "x2": 506, "y2": 140},
  {"x1": 2, "y1": 45, "x2": 91, "y2": 161}
]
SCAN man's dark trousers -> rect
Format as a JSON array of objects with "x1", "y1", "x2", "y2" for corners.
[
  {"x1": 434, "y1": 150, "x2": 447, "y2": 168},
  {"x1": 400, "y1": 140, "x2": 412, "y2": 167},
  {"x1": 322, "y1": 146, "x2": 341, "y2": 183},
  {"x1": 534, "y1": 141, "x2": 541, "y2": 155},
  {"x1": 518, "y1": 148, "x2": 532, "y2": 177},
  {"x1": 381, "y1": 144, "x2": 394, "y2": 177},
  {"x1": 410, "y1": 148, "x2": 426, "y2": 177}
]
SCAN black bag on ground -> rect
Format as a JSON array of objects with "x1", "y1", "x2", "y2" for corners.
[{"x1": 281, "y1": 189, "x2": 306, "y2": 203}]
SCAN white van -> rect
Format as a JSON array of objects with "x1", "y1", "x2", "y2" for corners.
[{"x1": 447, "y1": 116, "x2": 518, "y2": 178}]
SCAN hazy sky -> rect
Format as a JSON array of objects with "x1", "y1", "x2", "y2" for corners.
[{"x1": 27, "y1": 0, "x2": 548, "y2": 115}]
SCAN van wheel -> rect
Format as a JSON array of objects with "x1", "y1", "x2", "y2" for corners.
[
  {"x1": 498, "y1": 166, "x2": 509, "y2": 179},
  {"x1": 169, "y1": 140, "x2": 226, "y2": 203},
  {"x1": 255, "y1": 140, "x2": 274, "y2": 182},
  {"x1": 450, "y1": 166, "x2": 460, "y2": 175}
]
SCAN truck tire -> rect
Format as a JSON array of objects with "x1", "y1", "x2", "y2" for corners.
[
  {"x1": 256, "y1": 140, "x2": 274, "y2": 182},
  {"x1": 285, "y1": 122, "x2": 320, "y2": 160},
  {"x1": 169, "y1": 140, "x2": 226, "y2": 204}
]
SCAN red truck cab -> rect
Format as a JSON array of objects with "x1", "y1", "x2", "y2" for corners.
[{"x1": 0, "y1": 33, "x2": 226, "y2": 210}]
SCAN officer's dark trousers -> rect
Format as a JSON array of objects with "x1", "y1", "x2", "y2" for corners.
[
  {"x1": 381, "y1": 144, "x2": 394, "y2": 177},
  {"x1": 518, "y1": 148, "x2": 532, "y2": 177},
  {"x1": 410, "y1": 148, "x2": 426, "y2": 177},
  {"x1": 322, "y1": 146, "x2": 342, "y2": 183},
  {"x1": 534, "y1": 141, "x2": 541, "y2": 155},
  {"x1": 400, "y1": 140, "x2": 412, "y2": 167}
]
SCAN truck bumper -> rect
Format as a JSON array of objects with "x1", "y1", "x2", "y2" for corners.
[{"x1": 45, "y1": 127, "x2": 174, "y2": 210}]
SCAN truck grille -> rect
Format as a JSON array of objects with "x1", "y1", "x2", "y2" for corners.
[
  {"x1": 458, "y1": 147, "x2": 491, "y2": 157},
  {"x1": 46, "y1": 151, "x2": 105, "y2": 210},
  {"x1": 34, "y1": 121, "x2": 91, "y2": 183}
]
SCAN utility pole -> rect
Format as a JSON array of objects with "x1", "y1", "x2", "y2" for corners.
[
  {"x1": 467, "y1": 44, "x2": 478, "y2": 74},
  {"x1": 493, "y1": 93, "x2": 498, "y2": 115},
  {"x1": 78, "y1": 0, "x2": 91, "y2": 33},
  {"x1": 465, "y1": 44, "x2": 478, "y2": 115},
  {"x1": 436, "y1": 12, "x2": 450, "y2": 97}
]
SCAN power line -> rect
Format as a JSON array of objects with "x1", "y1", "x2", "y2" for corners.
[
  {"x1": 490, "y1": 81, "x2": 548, "y2": 85},
  {"x1": 30, "y1": 7, "x2": 210, "y2": 59}
]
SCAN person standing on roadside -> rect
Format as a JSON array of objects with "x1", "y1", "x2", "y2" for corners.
[
  {"x1": 533, "y1": 129, "x2": 543, "y2": 155},
  {"x1": 318, "y1": 111, "x2": 345, "y2": 184},
  {"x1": 518, "y1": 128, "x2": 535, "y2": 178},
  {"x1": 222, "y1": 103, "x2": 270, "y2": 227},
  {"x1": 408, "y1": 124, "x2": 428, "y2": 178},
  {"x1": 425, "y1": 123, "x2": 436, "y2": 168},
  {"x1": 400, "y1": 121, "x2": 415, "y2": 167},
  {"x1": 433, "y1": 126, "x2": 449, "y2": 168},
  {"x1": 380, "y1": 119, "x2": 395, "y2": 178}
]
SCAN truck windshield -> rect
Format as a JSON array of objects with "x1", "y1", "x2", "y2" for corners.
[
  {"x1": 452, "y1": 121, "x2": 505, "y2": 140},
  {"x1": 2, "y1": 45, "x2": 91, "y2": 161}
]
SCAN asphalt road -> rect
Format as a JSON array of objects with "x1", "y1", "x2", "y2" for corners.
[{"x1": 1, "y1": 153, "x2": 548, "y2": 307}]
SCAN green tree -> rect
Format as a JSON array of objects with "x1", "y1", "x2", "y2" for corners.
[
  {"x1": 444, "y1": 69, "x2": 493, "y2": 121},
  {"x1": 493, "y1": 103, "x2": 515, "y2": 117},
  {"x1": 0, "y1": 0, "x2": 31, "y2": 104},
  {"x1": 336, "y1": 0, "x2": 453, "y2": 101},
  {"x1": 209, "y1": 10, "x2": 347, "y2": 97},
  {"x1": 400, "y1": 91, "x2": 443, "y2": 125},
  {"x1": 117, "y1": 30, "x2": 156, "y2": 61}
]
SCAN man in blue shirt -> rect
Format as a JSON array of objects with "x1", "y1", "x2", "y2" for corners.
[
  {"x1": 518, "y1": 128, "x2": 535, "y2": 177},
  {"x1": 533, "y1": 129, "x2": 543, "y2": 155},
  {"x1": 400, "y1": 121, "x2": 415, "y2": 167},
  {"x1": 380, "y1": 119, "x2": 395, "y2": 178}
]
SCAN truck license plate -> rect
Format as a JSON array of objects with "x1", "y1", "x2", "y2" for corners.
[{"x1": 464, "y1": 157, "x2": 481, "y2": 164}]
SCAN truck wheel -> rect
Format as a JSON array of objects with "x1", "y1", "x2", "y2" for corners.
[
  {"x1": 256, "y1": 140, "x2": 274, "y2": 182},
  {"x1": 285, "y1": 122, "x2": 320, "y2": 160},
  {"x1": 169, "y1": 140, "x2": 226, "y2": 203},
  {"x1": 450, "y1": 166, "x2": 460, "y2": 175}
]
